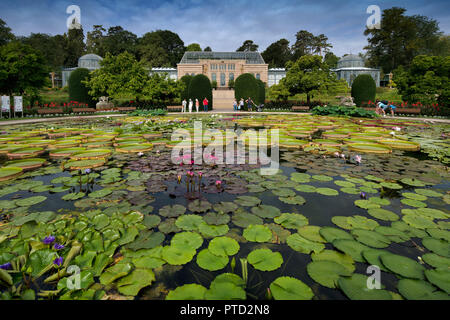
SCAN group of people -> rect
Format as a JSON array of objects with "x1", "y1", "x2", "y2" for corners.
[
  {"x1": 182, "y1": 98, "x2": 209, "y2": 112},
  {"x1": 233, "y1": 97, "x2": 261, "y2": 111},
  {"x1": 375, "y1": 99, "x2": 396, "y2": 116}
]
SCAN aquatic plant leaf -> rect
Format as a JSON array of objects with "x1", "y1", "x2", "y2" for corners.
[
  {"x1": 294, "y1": 184, "x2": 316, "y2": 193},
  {"x1": 231, "y1": 211, "x2": 263, "y2": 228},
  {"x1": 312, "y1": 175, "x2": 333, "y2": 182},
  {"x1": 166, "y1": 284, "x2": 207, "y2": 300},
  {"x1": 338, "y1": 274, "x2": 392, "y2": 300},
  {"x1": 143, "y1": 215, "x2": 161, "y2": 228},
  {"x1": 126, "y1": 230, "x2": 165, "y2": 251},
  {"x1": 233, "y1": 196, "x2": 261, "y2": 207},
  {"x1": 57, "y1": 270, "x2": 94, "y2": 291},
  {"x1": 354, "y1": 200, "x2": 380, "y2": 209},
  {"x1": 332, "y1": 239, "x2": 371, "y2": 262},
  {"x1": 422, "y1": 237, "x2": 450, "y2": 258},
  {"x1": 198, "y1": 222, "x2": 229, "y2": 238},
  {"x1": 270, "y1": 276, "x2": 313, "y2": 300},
  {"x1": 380, "y1": 182, "x2": 402, "y2": 190},
  {"x1": 188, "y1": 200, "x2": 212, "y2": 213},
  {"x1": 307, "y1": 260, "x2": 352, "y2": 288},
  {"x1": 251, "y1": 204, "x2": 281, "y2": 219},
  {"x1": 243, "y1": 224, "x2": 272, "y2": 242},
  {"x1": 398, "y1": 279, "x2": 450, "y2": 300},
  {"x1": 319, "y1": 227, "x2": 353, "y2": 242},
  {"x1": 274, "y1": 213, "x2": 308, "y2": 230},
  {"x1": 401, "y1": 198, "x2": 427, "y2": 208},
  {"x1": 402, "y1": 214, "x2": 437, "y2": 229},
  {"x1": 367, "y1": 208, "x2": 399, "y2": 221},
  {"x1": 196, "y1": 249, "x2": 228, "y2": 271},
  {"x1": 203, "y1": 212, "x2": 230, "y2": 225},
  {"x1": 208, "y1": 236, "x2": 240, "y2": 257},
  {"x1": 380, "y1": 253, "x2": 425, "y2": 279},
  {"x1": 347, "y1": 215, "x2": 379, "y2": 230},
  {"x1": 287, "y1": 233, "x2": 325, "y2": 254},
  {"x1": 351, "y1": 229, "x2": 391, "y2": 248},
  {"x1": 162, "y1": 245, "x2": 196, "y2": 265},
  {"x1": 99, "y1": 262, "x2": 132, "y2": 285},
  {"x1": 170, "y1": 231, "x2": 203, "y2": 251},
  {"x1": 247, "y1": 248, "x2": 283, "y2": 271},
  {"x1": 117, "y1": 268, "x2": 155, "y2": 296},
  {"x1": 331, "y1": 216, "x2": 352, "y2": 230},
  {"x1": 205, "y1": 281, "x2": 246, "y2": 300},
  {"x1": 15, "y1": 196, "x2": 47, "y2": 207},
  {"x1": 297, "y1": 226, "x2": 326, "y2": 243},
  {"x1": 424, "y1": 269, "x2": 450, "y2": 294},
  {"x1": 159, "y1": 204, "x2": 186, "y2": 217},
  {"x1": 414, "y1": 189, "x2": 443, "y2": 198},
  {"x1": 214, "y1": 201, "x2": 238, "y2": 213},
  {"x1": 175, "y1": 215, "x2": 204, "y2": 231},
  {"x1": 311, "y1": 249, "x2": 355, "y2": 273},
  {"x1": 88, "y1": 188, "x2": 113, "y2": 199},
  {"x1": 427, "y1": 228, "x2": 450, "y2": 242},
  {"x1": 400, "y1": 178, "x2": 427, "y2": 187},
  {"x1": 422, "y1": 253, "x2": 450, "y2": 269},
  {"x1": 29, "y1": 249, "x2": 58, "y2": 277}
]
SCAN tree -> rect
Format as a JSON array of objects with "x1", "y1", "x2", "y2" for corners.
[
  {"x1": 351, "y1": 74, "x2": 376, "y2": 107},
  {"x1": 138, "y1": 30, "x2": 184, "y2": 67},
  {"x1": 20, "y1": 33, "x2": 66, "y2": 72},
  {"x1": 261, "y1": 39, "x2": 292, "y2": 68},
  {"x1": 0, "y1": 42, "x2": 48, "y2": 95},
  {"x1": 86, "y1": 25, "x2": 106, "y2": 56},
  {"x1": 68, "y1": 68, "x2": 94, "y2": 106},
  {"x1": 393, "y1": 55, "x2": 449, "y2": 107},
  {"x1": 102, "y1": 26, "x2": 138, "y2": 57},
  {"x1": 143, "y1": 73, "x2": 182, "y2": 104},
  {"x1": 364, "y1": 7, "x2": 443, "y2": 73},
  {"x1": 237, "y1": 40, "x2": 258, "y2": 52},
  {"x1": 138, "y1": 32, "x2": 170, "y2": 67},
  {"x1": 268, "y1": 82, "x2": 290, "y2": 101},
  {"x1": 235, "y1": 73, "x2": 258, "y2": 105},
  {"x1": 186, "y1": 43, "x2": 201, "y2": 51},
  {"x1": 283, "y1": 55, "x2": 338, "y2": 103},
  {"x1": 204, "y1": 46, "x2": 212, "y2": 52},
  {"x1": 179, "y1": 74, "x2": 193, "y2": 100},
  {"x1": 324, "y1": 52, "x2": 339, "y2": 69},
  {"x1": 0, "y1": 18, "x2": 14, "y2": 46},
  {"x1": 64, "y1": 27, "x2": 86, "y2": 67},
  {"x1": 187, "y1": 75, "x2": 213, "y2": 110},
  {"x1": 84, "y1": 52, "x2": 149, "y2": 101},
  {"x1": 292, "y1": 30, "x2": 332, "y2": 60}
]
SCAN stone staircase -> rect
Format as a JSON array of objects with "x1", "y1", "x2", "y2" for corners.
[{"x1": 213, "y1": 89, "x2": 235, "y2": 111}]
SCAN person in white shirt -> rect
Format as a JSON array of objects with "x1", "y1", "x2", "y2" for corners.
[
  {"x1": 195, "y1": 99, "x2": 199, "y2": 112},
  {"x1": 188, "y1": 99, "x2": 193, "y2": 113},
  {"x1": 182, "y1": 99, "x2": 187, "y2": 113}
]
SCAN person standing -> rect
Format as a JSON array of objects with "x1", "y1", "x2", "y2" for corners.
[
  {"x1": 239, "y1": 98, "x2": 244, "y2": 111},
  {"x1": 182, "y1": 99, "x2": 187, "y2": 113},
  {"x1": 203, "y1": 97, "x2": 209, "y2": 112},
  {"x1": 195, "y1": 99, "x2": 199, "y2": 112},
  {"x1": 188, "y1": 99, "x2": 193, "y2": 113},
  {"x1": 246, "y1": 97, "x2": 253, "y2": 111},
  {"x1": 233, "y1": 99, "x2": 238, "y2": 111}
]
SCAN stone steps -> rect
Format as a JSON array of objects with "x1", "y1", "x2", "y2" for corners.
[{"x1": 213, "y1": 89, "x2": 235, "y2": 111}]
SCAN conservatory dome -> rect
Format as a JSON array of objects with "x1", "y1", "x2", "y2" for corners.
[
  {"x1": 78, "y1": 54, "x2": 103, "y2": 70},
  {"x1": 337, "y1": 54, "x2": 365, "y2": 69}
]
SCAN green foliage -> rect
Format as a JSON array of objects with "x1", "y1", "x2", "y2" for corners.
[
  {"x1": 283, "y1": 55, "x2": 339, "y2": 103},
  {"x1": 235, "y1": 73, "x2": 258, "y2": 105},
  {"x1": 143, "y1": 73, "x2": 182, "y2": 104},
  {"x1": 0, "y1": 42, "x2": 48, "y2": 95},
  {"x1": 292, "y1": 30, "x2": 332, "y2": 59},
  {"x1": 393, "y1": 55, "x2": 449, "y2": 113},
  {"x1": 351, "y1": 74, "x2": 376, "y2": 107},
  {"x1": 186, "y1": 43, "x2": 201, "y2": 51},
  {"x1": 236, "y1": 40, "x2": 258, "y2": 52},
  {"x1": 261, "y1": 39, "x2": 292, "y2": 68},
  {"x1": 179, "y1": 75, "x2": 193, "y2": 100},
  {"x1": 227, "y1": 79, "x2": 234, "y2": 89},
  {"x1": 268, "y1": 83, "x2": 290, "y2": 101},
  {"x1": 65, "y1": 28, "x2": 86, "y2": 68},
  {"x1": 0, "y1": 18, "x2": 14, "y2": 46},
  {"x1": 312, "y1": 105, "x2": 377, "y2": 118},
  {"x1": 256, "y1": 79, "x2": 266, "y2": 105},
  {"x1": 187, "y1": 74, "x2": 213, "y2": 110},
  {"x1": 68, "y1": 68, "x2": 95, "y2": 107}
]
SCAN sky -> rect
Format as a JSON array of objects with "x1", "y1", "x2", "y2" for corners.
[{"x1": 1, "y1": 0, "x2": 449, "y2": 57}]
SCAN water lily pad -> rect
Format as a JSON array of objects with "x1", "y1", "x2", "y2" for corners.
[
  {"x1": 251, "y1": 204, "x2": 281, "y2": 219},
  {"x1": 171, "y1": 231, "x2": 203, "y2": 250},
  {"x1": 331, "y1": 216, "x2": 352, "y2": 230},
  {"x1": 214, "y1": 201, "x2": 238, "y2": 213},
  {"x1": 175, "y1": 215, "x2": 204, "y2": 231},
  {"x1": 297, "y1": 226, "x2": 326, "y2": 243},
  {"x1": 294, "y1": 184, "x2": 317, "y2": 193},
  {"x1": 334, "y1": 180, "x2": 356, "y2": 188},
  {"x1": 351, "y1": 229, "x2": 391, "y2": 248},
  {"x1": 99, "y1": 262, "x2": 132, "y2": 285},
  {"x1": 196, "y1": 248, "x2": 228, "y2": 271},
  {"x1": 198, "y1": 222, "x2": 229, "y2": 238},
  {"x1": 380, "y1": 182, "x2": 403, "y2": 190},
  {"x1": 400, "y1": 178, "x2": 427, "y2": 187},
  {"x1": 159, "y1": 204, "x2": 186, "y2": 217},
  {"x1": 127, "y1": 230, "x2": 165, "y2": 251},
  {"x1": 162, "y1": 245, "x2": 196, "y2": 265},
  {"x1": 397, "y1": 279, "x2": 450, "y2": 300},
  {"x1": 340, "y1": 187, "x2": 361, "y2": 195},
  {"x1": 279, "y1": 195, "x2": 306, "y2": 205},
  {"x1": 290, "y1": 172, "x2": 311, "y2": 183},
  {"x1": 269, "y1": 276, "x2": 313, "y2": 300},
  {"x1": 234, "y1": 195, "x2": 261, "y2": 207},
  {"x1": 367, "y1": 208, "x2": 399, "y2": 221},
  {"x1": 88, "y1": 188, "x2": 113, "y2": 199},
  {"x1": 332, "y1": 239, "x2": 371, "y2": 262},
  {"x1": 117, "y1": 268, "x2": 155, "y2": 296},
  {"x1": 374, "y1": 226, "x2": 410, "y2": 243},
  {"x1": 319, "y1": 227, "x2": 353, "y2": 242},
  {"x1": 414, "y1": 189, "x2": 443, "y2": 198},
  {"x1": 427, "y1": 228, "x2": 450, "y2": 242},
  {"x1": 354, "y1": 199, "x2": 380, "y2": 209},
  {"x1": 380, "y1": 253, "x2": 425, "y2": 279},
  {"x1": 287, "y1": 233, "x2": 325, "y2": 254},
  {"x1": 338, "y1": 274, "x2": 392, "y2": 300},
  {"x1": 311, "y1": 249, "x2": 355, "y2": 273},
  {"x1": 402, "y1": 192, "x2": 428, "y2": 201},
  {"x1": 166, "y1": 284, "x2": 207, "y2": 300},
  {"x1": 422, "y1": 253, "x2": 450, "y2": 269},
  {"x1": 274, "y1": 213, "x2": 308, "y2": 230},
  {"x1": 15, "y1": 196, "x2": 47, "y2": 207},
  {"x1": 347, "y1": 215, "x2": 379, "y2": 230},
  {"x1": 315, "y1": 187, "x2": 339, "y2": 196},
  {"x1": 205, "y1": 279, "x2": 246, "y2": 300},
  {"x1": 243, "y1": 224, "x2": 272, "y2": 242},
  {"x1": 188, "y1": 200, "x2": 212, "y2": 213},
  {"x1": 247, "y1": 248, "x2": 283, "y2": 271},
  {"x1": 208, "y1": 236, "x2": 240, "y2": 257},
  {"x1": 307, "y1": 260, "x2": 352, "y2": 288},
  {"x1": 425, "y1": 269, "x2": 450, "y2": 294},
  {"x1": 312, "y1": 175, "x2": 333, "y2": 182},
  {"x1": 422, "y1": 237, "x2": 450, "y2": 257},
  {"x1": 231, "y1": 211, "x2": 263, "y2": 228},
  {"x1": 402, "y1": 214, "x2": 437, "y2": 229},
  {"x1": 401, "y1": 198, "x2": 427, "y2": 208},
  {"x1": 417, "y1": 208, "x2": 449, "y2": 220}
]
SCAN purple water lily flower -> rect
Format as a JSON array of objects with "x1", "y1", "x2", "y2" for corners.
[
  {"x1": 53, "y1": 257, "x2": 63, "y2": 267},
  {"x1": 0, "y1": 262, "x2": 12, "y2": 270},
  {"x1": 360, "y1": 192, "x2": 367, "y2": 199},
  {"x1": 84, "y1": 168, "x2": 91, "y2": 174},
  {"x1": 54, "y1": 243, "x2": 65, "y2": 250},
  {"x1": 42, "y1": 236, "x2": 55, "y2": 245}
]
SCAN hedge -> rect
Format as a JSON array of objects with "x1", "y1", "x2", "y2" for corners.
[
  {"x1": 256, "y1": 79, "x2": 266, "y2": 105},
  {"x1": 179, "y1": 74, "x2": 193, "y2": 101},
  {"x1": 235, "y1": 73, "x2": 258, "y2": 105},
  {"x1": 187, "y1": 74, "x2": 213, "y2": 110},
  {"x1": 68, "y1": 68, "x2": 95, "y2": 107},
  {"x1": 351, "y1": 74, "x2": 376, "y2": 107}
]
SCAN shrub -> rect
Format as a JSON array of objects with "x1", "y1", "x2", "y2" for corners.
[
  {"x1": 187, "y1": 74, "x2": 213, "y2": 110},
  {"x1": 179, "y1": 75, "x2": 193, "y2": 101},
  {"x1": 351, "y1": 74, "x2": 376, "y2": 107},
  {"x1": 68, "y1": 68, "x2": 95, "y2": 107},
  {"x1": 256, "y1": 79, "x2": 266, "y2": 105},
  {"x1": 312, "y1": 105, "x2": 377, "y2": 118},
  {"x1": 211, "y1": 80, "x2": 218, "y2": 89},
  {"x1": 235, "y1": 73, "x2": 258, "y2": 104},
  {"x1": 228, "y1": 79, "x2": 234, "y2": 89}
]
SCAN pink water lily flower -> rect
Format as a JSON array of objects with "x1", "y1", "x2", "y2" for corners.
[
  {"x1": 215, "y1": 180, "x2": 222, "y2": 186},
  {"x1": 355, "y1": 155, "x2": 362, "y2": 164}
]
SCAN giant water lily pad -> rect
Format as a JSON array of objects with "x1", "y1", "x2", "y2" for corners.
[
  {"x1": 397, "y1": 279, "x2": 450, "y2": 300},
  {"x1": 243, "y1": 224, "x2": 272, "y2": 242},
  {"x1": 269, "y1": 276, "x2": 313, "y2": 300},
  {"x1": 307, "y1": 260, "x2": 352, "y2": 288},
  {"x1": 208, "y1": 236, "x2": 240, "y2": 257},
  {"x1": 15, "y1": 196, "x2": 47, "y2": 207},
  {"x1": 380, "y1": 253, "x2": 425, "y2": 279},
  {"x1": 247, "y1": 248, "x2": 283, "y2": 271},
  {"x1": 0, "y1": 167, "x2": 23, "y2": 181},
  {"x1": 196, "y1": 249, "x2": 228, "y2": 271},
  {"x1": 287, "y1": 233, "x2": 325, "y2": 254},
  {"x1": 338, "y1": 274, "x2": 392, "y2": 300},
  {"x1": 166, "y1": 284, "x2": 207, "y2": 300}
]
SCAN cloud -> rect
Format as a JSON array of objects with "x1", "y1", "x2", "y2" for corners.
[{"x1": 0, "y1": 0, "x2": 448, "y2": 57}]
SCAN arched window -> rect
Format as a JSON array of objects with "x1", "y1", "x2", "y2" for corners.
[
  {"x1": 229, "y1": 73, "x2": 234, "y2": 81},
  {"x1": 256, "y1": 73, "x2": 260, "y2": 80},
  {"x1": 220, "y1": 73, "x2": 226, "y2": 86},
  {"x1": 211, "y1": 73, "x2": 217, "y2": 82}
]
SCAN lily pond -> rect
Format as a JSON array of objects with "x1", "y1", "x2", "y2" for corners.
[{"x1": 0, "y1": 114, "x2": 449, "y2": 300}]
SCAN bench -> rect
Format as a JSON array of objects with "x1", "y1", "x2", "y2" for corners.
[
  {"x1": 73, "y1": 108, "x2": 96, "y2": 113},
  {"x1": 116, "y1": 107, "x2": 136, "y2": 112},
  {"x1": 292, "y1": 106, "x2": 310, "y2": 112},
  {"x1": 37, "y1": 108, "x2": 63, "y2": 115},
  {"x1": 167, "y1": 106, "x2": 182, "y2": 112}
]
